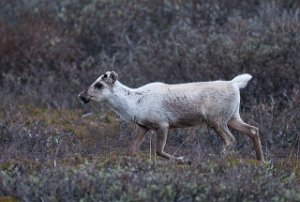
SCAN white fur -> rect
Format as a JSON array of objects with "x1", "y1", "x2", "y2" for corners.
[
  {"x1": 102, "y1": 78, "x2": 244, "y2": 129},
  {"x1": 231, "y1": 74, "x2": 252, "y2": 89},
  {"x1": 79, "y1": 72, "x2": 264, "y2": 162}
]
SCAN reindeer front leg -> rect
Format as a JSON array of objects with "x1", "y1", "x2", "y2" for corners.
[
  {"x1": 155, "y1": 124, "x2": 191, "y2": 164},
  {"x1": 129, "y1": 126, "x2": 149, "y2": 156}
]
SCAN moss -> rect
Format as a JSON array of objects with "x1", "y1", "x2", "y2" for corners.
[
  {"x1": 274, "y1": 159, "x2": 300, "y2": 177},
  {"x1": 0, "y1": 162, "x2": 11, "y2": 171},
  {"x1": 225, "y1": 158, "x2": 242, "y2": 167},
  {"x1": 10, "y1": 105, "x2": 120, "y2": 142},
  {"x1": 0, "y1": 197, "x2": 18, "y2": 202}
]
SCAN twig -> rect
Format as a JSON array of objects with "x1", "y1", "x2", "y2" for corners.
[
  {"x1": 287, "y1": 135, "x2": 299, "y2": 164},
  {"x1": 172, "y1": 132, "x2": 193, "y2": 156},
  {"x1": 149, "y1": 132, "x2": 152, "y2": 161}
]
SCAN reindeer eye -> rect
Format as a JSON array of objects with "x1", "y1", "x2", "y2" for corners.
[{"x1": 94, "y1": 82, "x2": 103, "y2": 89}]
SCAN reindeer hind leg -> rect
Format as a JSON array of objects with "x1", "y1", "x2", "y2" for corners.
[{"x1": 228, "y1": 118, "x2": 264, "y2": 161}]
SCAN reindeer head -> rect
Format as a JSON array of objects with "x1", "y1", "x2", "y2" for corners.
[{"x1": 78, "y1": 71, "x2": 118, "y2": 103}]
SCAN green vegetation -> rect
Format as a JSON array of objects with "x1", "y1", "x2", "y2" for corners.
[{"x1": 1, "y1": 156, "x2": 300, "y2": 202}]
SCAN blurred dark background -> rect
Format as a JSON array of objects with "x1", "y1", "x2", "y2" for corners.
[
  {"x1": 1, "y1": 0, "x2": 300, "y2": 108},
  {"x1": 0, "y1": 0, "x2": 300, "y2": 160}
]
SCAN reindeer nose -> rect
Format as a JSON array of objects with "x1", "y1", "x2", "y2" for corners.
[{"x1": 78, "y1": 91, "x2": 90, "y2": 104}]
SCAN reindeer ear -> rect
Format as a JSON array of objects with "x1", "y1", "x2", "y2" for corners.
[
  {"x1": 109, "y1": 71, "x2": 118, "y2": 83},
  {"x1": 102, "y1": 71, "x2": 118, "y2": 85}
]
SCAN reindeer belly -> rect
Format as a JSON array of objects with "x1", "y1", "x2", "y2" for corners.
[
  {"x1": 169, "y1": 112, "x2": 206, "y2": 128},
  {"x1": 164, "y1": 100, "x2": 207, "y2": 128}
]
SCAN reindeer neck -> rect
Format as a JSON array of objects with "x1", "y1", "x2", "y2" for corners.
[{"x1": 105, "y1": 81, "x2": 137, "y2": 121}]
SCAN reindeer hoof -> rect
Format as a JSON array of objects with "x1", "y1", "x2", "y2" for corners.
[{"x1": 177, "y1": 156, "x2": 192, "y2": 165}]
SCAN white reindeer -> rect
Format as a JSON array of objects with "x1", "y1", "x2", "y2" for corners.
[{"x1": 78, "y1": 71, "x2": 264, "y2": 163}]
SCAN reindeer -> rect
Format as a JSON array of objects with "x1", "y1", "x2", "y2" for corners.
[{"x1": 78, "y1": 71, "x2": 264, "y2": 163}]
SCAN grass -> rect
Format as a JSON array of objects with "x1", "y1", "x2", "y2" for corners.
[
  {"x1": 0, "y1": 153, "x2": 299, "y2": 202},
  {"x1": 0, "y1": 106, "x2": 300, "y2": 201}
]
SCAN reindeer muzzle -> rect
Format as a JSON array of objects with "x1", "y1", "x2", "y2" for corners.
[{"x1": 78, "y1": 91, "x2": 90, "y2": 104}]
